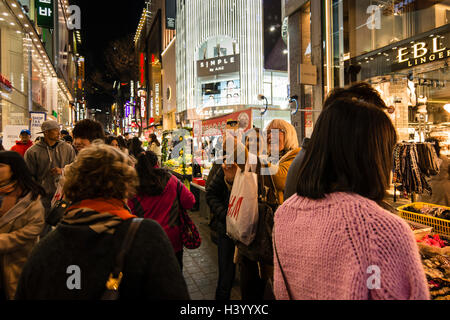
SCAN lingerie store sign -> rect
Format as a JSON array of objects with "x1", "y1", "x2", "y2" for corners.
[
  {"x1": 392, "y1": 35, "x2": 450, "y2": 71},
  {"x1": 197, "y1": 54, "x2": 240, "y2": 77}
]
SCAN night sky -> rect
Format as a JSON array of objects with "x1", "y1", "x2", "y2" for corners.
[
  {"x1": 72, "y1": 0, "x2": 147, "y2": 108},
  {"x1": 72, "y1": 0, "x2": 284, "y2": 108}
]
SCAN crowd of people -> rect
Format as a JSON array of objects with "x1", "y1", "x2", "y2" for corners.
[{"x1": 0, "y1": 82, "x2": 445, "y2": 300}]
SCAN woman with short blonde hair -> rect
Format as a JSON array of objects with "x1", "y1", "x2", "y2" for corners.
[{"x1": 15, "y1": 143, "x2": 189, "y2": 300}]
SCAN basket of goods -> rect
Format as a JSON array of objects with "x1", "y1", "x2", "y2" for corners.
[
  {"x1": 421, "y1": 253, "x2": 450, "y2": 300},
  {"x1": 397, "y1": 202, "x2": 450, "y2": 238},
  {"x1": 417, "y1": 234, "x2": 450, "y2": 256},
  {"x1": 407, "y1": 221, "x2": 433, "y2": 240}
]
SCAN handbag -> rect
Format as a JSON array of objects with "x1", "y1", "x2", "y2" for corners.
[
  {"x1": 46, "y1": 199, "x2": 71, "y2": 226},
  {"x1": 101, "y1": 218, "x2": 144, "y2": 300},
  {"x1": 176, "y1": 180, "x2": 202, "y2": 249},
  {"x1": 237, "y1": 173, "x2": 279, "y2": 265}
]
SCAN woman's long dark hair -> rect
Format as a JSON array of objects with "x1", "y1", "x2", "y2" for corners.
[
  {"x1": 296, "y1": 98, "x2": 397, "y2": 202},
  {"x1": 0, "y1": 151, "x2": 45, "y2": 200},
  {"x1": 129, "y1": 137, "x2": 144, "y2": 158},
  {"x1": 149, "y1": 134, "x2": 161, "y2": 147},
  {"x1": 135, "y1": 151, "x2": 168, "y2": 196}
]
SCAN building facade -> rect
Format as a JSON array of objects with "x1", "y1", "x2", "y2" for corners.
[
  {"x1": 0, "y1": 0, "x2": 79, "y2": 145},
  {"x1": 284, "y1": 0, "x2": 450, "y2": 153},
  {"x1": 176, "y1": 0, "x2": 289, "y2": 125}
]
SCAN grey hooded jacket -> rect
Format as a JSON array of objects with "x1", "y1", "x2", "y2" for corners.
[{"x1": 24, "y1": 140, "x2": 76, "y2": 209}]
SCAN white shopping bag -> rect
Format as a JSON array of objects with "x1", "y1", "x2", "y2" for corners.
[{"x1": 226, "y1": 162, "x2": 259, "y2": 246}]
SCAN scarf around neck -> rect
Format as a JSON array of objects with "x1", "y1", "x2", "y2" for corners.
[{"x1": 61, "y1": 198, "x2": 136, "y2": 234}]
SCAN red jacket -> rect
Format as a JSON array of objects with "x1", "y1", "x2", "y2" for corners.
[{"x1": 11, "y1": 140, "x2": 33, "y2": 157}]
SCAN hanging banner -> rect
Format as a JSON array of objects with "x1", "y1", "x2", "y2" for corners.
[
  {"x1": 36, "y1": 0, "x2": 54, "y2": 29},
  {"x1": 166, "y1": 0, "x2": 176, "y2": 30},
  {"x1": 201, "y1": 109, "x2": 252, "y2": 137}
]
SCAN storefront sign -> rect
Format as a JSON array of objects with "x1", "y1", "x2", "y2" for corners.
[
  {"x1": 36, "y1": 0, "x2": 54, "y2": 29},
  {"x1": 30, "y1": 112, "x2": 47, "y2": 138},
  {"x1": 154, "y1": 83, "x2": 160, "y2": 116},
  {"x1": 201, "y1": 109, "x2": 252, "y2": 137},
  {"x1": 0, "y1": 74, "x2": 12, "y2": 92},
  {"x1": 298, "y1": 64, "x2": 317, "y2": 85},
  {"x1": 166, "y1": 0, "x2": 176, "y2": 30},
  {"x1": 393, "y1": 35, "x2": 450, "y2": 71},
  {"x1": 140, "y1": 95, "x2": 147, "y2": 119},
  {"x1": 197, "y1": 54, "x2": 240, "y2": 77},
  {"x1": 139, "y1": 53, "x2": 146, "y2": 86}
]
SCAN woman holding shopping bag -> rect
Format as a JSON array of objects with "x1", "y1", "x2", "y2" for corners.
[{"x1": 224, "y1": 122, "x2": 300, "y2": 300}]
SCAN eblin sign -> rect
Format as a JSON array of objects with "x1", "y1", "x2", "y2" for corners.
[{"x1": 392, "y1": 34, "x2": 450, "y2": 71}]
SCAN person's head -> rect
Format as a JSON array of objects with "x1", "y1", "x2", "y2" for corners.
[
  {"x1": 296, "y1": 98, "x2": 397, "y2": 202},
  {"x1": 63, "y1": 135, "x2": 73, "y2": 145},
  {"x1": 149, "y1": 133, "x2": 160, "y2": 147},
  {"x1": 0, "y1": 151, "x2": 45, "y2": 200},
  {"x1": 129, "y1": 137, "x2": 144, "y2": 157},
  {"x1": 124, "y1": 133, "x2": 130, "y2": 140},
  {"x1": 265, "y1": 119, "x2": 299, "y2": 153},
  {"x1": 105, "y1": 136, "x2": 120, "y2": 149},
  {"x1": 324, "y1": 82, "x2": 388, "y2": 110},
  {"x1": 116, "y1": 136, "x2": 128, "y2": 150},
  {"x1": 72, "y1": 119, "x2": 106, "y2": 153},
  {"x1": 63, "y1": 143, "x2": 137, "y2": 202},
  {"x1": 135, "y1": 151, "x2": 166, "y2": 196},
  {"x1": 60, "y1": 129, "x2": 69, "y2": 137},
  {"x1": 244, "y1": 128, "x2": 264, "y2": 155},
  {"x1": 40, "y1": 120, "x2": 60, "y2": 143},
  {"x1": 426, "y1": 137, "x2": 441, "y2": 157},
  {"x1": 19, "y1": 129, "x2": 31, "y2": 144}
]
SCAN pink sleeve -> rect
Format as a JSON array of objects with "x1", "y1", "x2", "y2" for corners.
[
  {"x1": 174, "y1": 177, "x2": 196, "y2": 210},
  {"x1": 369, "y1": 218, "x2": 430, "y2": 300}
]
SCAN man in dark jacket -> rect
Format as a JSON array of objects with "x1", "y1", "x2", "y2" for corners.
[{"x1": 206, "y1": 162, "x2": 235, "y2": 300}]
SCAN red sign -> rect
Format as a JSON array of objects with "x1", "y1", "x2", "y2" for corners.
[
  {"x1": 0, "y1": 74, "x2": 12, "y2": 92},
  {"x1": 140, "y1": 53, "x2": 145, "y2": 85},
  {"x1": 201, "y1": 109, "x2": 252, "y2": 137}
]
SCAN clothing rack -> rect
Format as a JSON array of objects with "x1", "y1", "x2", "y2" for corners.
[{"x1": 392, "y1": 142, "x2": 440, "y2": 203}]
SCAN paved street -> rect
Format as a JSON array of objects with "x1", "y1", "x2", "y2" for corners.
[{"x1": 183, "y1": 211, "x2": 241, "y2": 300}]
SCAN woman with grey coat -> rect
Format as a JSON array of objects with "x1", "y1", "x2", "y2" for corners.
[{"x1": 0, "y1": 152, "x2": 45, "y2": 300}]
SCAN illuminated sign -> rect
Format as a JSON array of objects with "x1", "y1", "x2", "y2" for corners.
[
  {"x1": 154, "y1": 83, "x2": 160, "y2": 116},
  {"x1": 197, "y1": 54, "x2": 240, "y2": 77},
  {"x1": 140, "y1": 53, "x2": 145, "y2": 86},
  {"x1": 393, "y1": 35, "x2": 449, "y2": 71},
  {"x1": 35, "y1": 0, "x2": 54, "y2": 29}
]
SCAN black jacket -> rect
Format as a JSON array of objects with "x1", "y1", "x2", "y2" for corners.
[
  {"x1": 205, "y1": 164, "x2": 230, "y2": 236},
  {"x1": 15, "y1": 218, "x2": 190, "y2": 300}
]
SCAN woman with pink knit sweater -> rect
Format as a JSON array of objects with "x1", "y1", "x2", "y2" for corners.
[{"x1": 273, "y1": 97, "x2": 430, "y2": 300}]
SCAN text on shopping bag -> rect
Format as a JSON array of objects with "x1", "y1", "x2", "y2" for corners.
[{"x1": 227, "y1": 195, "x2": 244, "y2": 219}]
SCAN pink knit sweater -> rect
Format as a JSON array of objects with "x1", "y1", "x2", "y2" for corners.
[{"x1": 274, "y1": 192, "x2": 430, "y2": 300}]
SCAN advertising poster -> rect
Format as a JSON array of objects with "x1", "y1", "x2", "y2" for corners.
[
  {"x1": 3, "y1": 125, "x2": 28, "y2": 150},
  {"x1": 30, "y1": 112, "x2": 47, "y2": 138},
  {"x1": 201, "y1": 109, "x2": 252, "y2": 137}
]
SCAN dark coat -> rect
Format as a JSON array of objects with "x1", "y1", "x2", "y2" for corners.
[
  {"x1": 205, "y1": 164, "x2": 230, "y2": 236},
  {"x1": 14, "y1": 218, "x2": 190, "y2": 300}
]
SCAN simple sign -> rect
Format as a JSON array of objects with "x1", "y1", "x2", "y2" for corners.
[
  {"x1": 36, "y1": 0, "x2": 54, "y2": 29},
  {"x1": 197, "y1": 54, "x2": 240, "y2": 77},
  {"x1": 166, "y1": 0, "x2": 176, "y2": 30},
  {"x1": 392, "y1": 35, "x2": 450, "y2": 71},
  {"x1": 30, "y1": 112, "x2": 47, "y2": 138}
]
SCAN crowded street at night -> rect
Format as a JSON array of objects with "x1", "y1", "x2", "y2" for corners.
[{"x1": 0, "y1": 0, "x2": 450, "y2": 314}]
